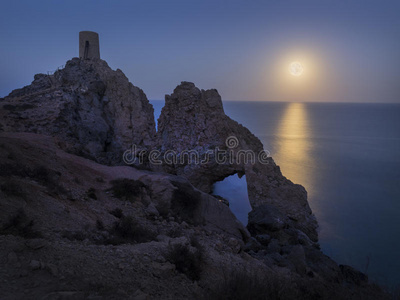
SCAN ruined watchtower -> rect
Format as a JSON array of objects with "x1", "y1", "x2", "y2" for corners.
[{"x1": 79, "y1": 31, "x2": 100, "y2": 59}]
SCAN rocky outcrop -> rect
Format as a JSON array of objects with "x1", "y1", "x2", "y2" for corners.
[
  {"x1": 0, "y1": 58, "x2": 156, "y2": 164},
  {"x1": 0, "y1": 65, "x2": 390, "y2": 299},
  {"x1": 0, "y1": 63, "x2": 317, "y2": 243},
  {"x1": 156, "y1": 82, "x2": 318, "y2": 242},
  {"x1": 156, "y1": 82, "x2": 262, "y2": 190},
  {"x1": 0, "y1": 61, "x2": 316, "y2": 243}
]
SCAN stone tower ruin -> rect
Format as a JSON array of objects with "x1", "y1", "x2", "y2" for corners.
[{"x1": 79, "y1": 31, "x2": 100, "y2": 59}]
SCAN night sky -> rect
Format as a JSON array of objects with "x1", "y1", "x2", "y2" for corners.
[{"x1": 1, "y1": 0, "x2": 399, "y2": 102}]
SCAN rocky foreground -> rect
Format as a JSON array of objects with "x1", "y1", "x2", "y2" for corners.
[{"x1": 0, "y1": 58, "x2": 390, "y2": 299}]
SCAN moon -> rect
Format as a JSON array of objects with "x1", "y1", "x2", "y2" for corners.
[{"x1": 289, "y1": 61, "x2": 304, "y2": 76}]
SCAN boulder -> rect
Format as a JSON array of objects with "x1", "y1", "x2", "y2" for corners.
[{"x1": 247, "y1": 204, "x2": 288, "y2": 233}]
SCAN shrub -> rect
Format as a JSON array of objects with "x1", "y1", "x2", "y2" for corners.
[
  {"x1": 109, "y1": 208, "x2": 124, "y2": 219},
  {"x1": 107, "y1": 179, "x2": 146, "y2": 202},
  {"x1": 0, "y1": 179, "x2": 27, "y2": 199},
  {"x1": 190, "y1": 235, "x2": 202, "y2": 249},
  {"x1": 7, "y1": 153, "x2": 16, "y2": 160},
  {"x1": 108, "y1": 215, "x2": 156, "y2": 245},
  {"x1": 87, "y1": 187, "x2": 97, "y2": 200},
  {"x1": 31, "y1": 165, "x2": 67, "y2": 195},
  {"x1": 0, "y1": 163, "x2": 30, "y2": 177},
  {"x1": 96, "y1": 219, "x2": 105, "y2": 231},
  {"x1": 0, "y1": 209, "x2": 42, "y2": 238},
  {"x1": 166, "y1": 242, "x2": 204, "y2": 281},
  {"x1": 167, "y1": 227, "x2": 183, "y2": 238},
  {"x1": 95, "y1": 177, "x2": 105, "y2": 183},
  {"x1": 3, "y1": 104, "x2": 35, "y2": 111},
  {"x1": 31, "y1": 165, "x2": 50, "y2": 182},
  {"x1": 0, "y1": 164, "x2": 66, "y2": 196},
  {"x1": 61, "y1": 230, "x2": 87, "y2": 241}
]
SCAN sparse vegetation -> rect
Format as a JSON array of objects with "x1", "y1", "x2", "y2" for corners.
[
  {"x1": 108, "y1": 215, "x2": 156, "y2": 244},
  {"x1": 0, "y1": 163, "x2": 30, "y2": 177},
  {"x1": 61, "y1": 215, "x2": 156, "y2": 245},
  {"x1": 96, "y1": 219, "x2": 105, "y2": 231},
  {"x1": 189, "y1": 235, "x2": 202, "y2": 249},
  {"x1": 109, "y1": 208, "x2": 124, "y2": 219},
  {"x1": 7, "y1": 153, "x2": 16, "y2": 160},
  {"x1": 31, "y1": 166, "x2": 67, "y2": 195},
  {"x1": 167, "y1": 227, "x2": 183, "y2": 238},
  {"x1": 165, "y1": 239, "x2": 204, "y2": 281},
  {"x1": 0, "y1": 163, "x2": 67, "y2": 196},
  {"x1": 61, "y1": 230, "x2": 87, "y2": 242},
  {"x1": 0, "y1": 178, "x2": 27, "y2": 199},
  {"x1": 31, "y1": 165, "x2": 51, "y2": 182},
  {"x1": 3, "y1": 104, "x2": 35, "y2": 111},
  {"x1": 95, "y1": 177, "x2": 105, "y2": 183},
  {"x1": 0, "y1": 209, "x2": 42, "y2": 238},
  {"x1": 107, "y1": 178, "x2": 147, "y2": 202},
  {"x1": 87, "y1": 187, "x2": 97, "y2": 200}
]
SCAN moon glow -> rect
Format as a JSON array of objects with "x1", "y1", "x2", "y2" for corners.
[{"x1": 289, "y1": 61, "x2": 304, "y2": 76}]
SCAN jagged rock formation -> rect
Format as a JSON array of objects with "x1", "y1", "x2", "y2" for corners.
[
  {"x1": 0, "y1": 58, "x2": 156, "y2": 164},
  {"x1": 157, "y1": 82, "x2": 317, "y2": 242},
  {"x1": 0, "y1": 61, "x2": 390, "y2": 299}
]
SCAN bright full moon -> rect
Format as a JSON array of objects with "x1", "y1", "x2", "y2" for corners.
[{"x1": 289, "y1": 61, "x2": 304, "y2": 76}]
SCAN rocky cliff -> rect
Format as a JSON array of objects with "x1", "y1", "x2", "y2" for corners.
[
  {"x1": 157, "y1": 82, "x2": 317, "y2": 243},
  {"x1": 0, "y1": 59, "x2": 389, "y2": 299},
  {"x1": 0, "y1": 58, "x2": 156, "y2": 165}
]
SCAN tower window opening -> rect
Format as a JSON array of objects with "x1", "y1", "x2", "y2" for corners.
[{"x1": 84, "y1": 40, "x2": 90, "y2": 59}]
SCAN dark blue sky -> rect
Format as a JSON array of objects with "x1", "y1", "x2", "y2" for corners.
[{"x1": 1, "y1": 0, "x2": 399, "y2": 102}]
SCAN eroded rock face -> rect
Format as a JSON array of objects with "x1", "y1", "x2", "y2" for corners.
[
  {"x1": 157, "y1": 81, "x2": 263, "y2": 190},
  {"x1": 1, "y1": 63, "x2": 317, "y2": 242},
  {"x1": 0, "y1": 58, "x2": 156, "y2": 164},
  {"x1": 0, "y1": 64, "x2": 389, "y2": 299},
  {"x1": 157, "y1": 82, "x2": 318, "y2": 242}
]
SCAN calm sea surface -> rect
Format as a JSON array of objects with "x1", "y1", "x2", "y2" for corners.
[{"x1": 151, "y1": 100, "x2": 400, "y2": 287}]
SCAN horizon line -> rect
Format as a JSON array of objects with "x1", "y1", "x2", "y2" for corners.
[{"x1": 149, "y1": 99, "x2": 400, "y2": 104}]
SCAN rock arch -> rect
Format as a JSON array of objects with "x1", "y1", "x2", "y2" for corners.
[
  {"x1": 156, "y1": 82, "x2": 318, "y2": 242},
  {"x1": 212, "y1": 173, "x2": 252, "y2": 225}
]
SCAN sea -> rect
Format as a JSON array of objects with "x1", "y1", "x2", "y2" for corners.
[{"x1": 150, "y1": 100, "x2": 400, "y2": 288}]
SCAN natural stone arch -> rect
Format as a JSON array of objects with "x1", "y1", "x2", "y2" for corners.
[{"x1": 156, "y1": 82, "x2": 318, "y2": 242}]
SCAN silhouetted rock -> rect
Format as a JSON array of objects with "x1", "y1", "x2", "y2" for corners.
[
  {"x1": 0, "y1": 63, "x2": 389, "y2": 300},
  {"x1": 0, "y1": 58, "x2": 156, "y2": 164},
  {"x1": 157, "y1": 82, "x2": 318, "y2": 242}
]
